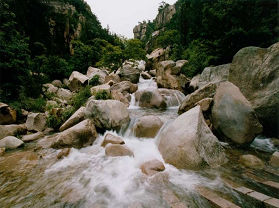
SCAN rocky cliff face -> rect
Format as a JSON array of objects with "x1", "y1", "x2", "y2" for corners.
[{"x1": 133, "y1": 4, "x2": 176, "y2": 40}]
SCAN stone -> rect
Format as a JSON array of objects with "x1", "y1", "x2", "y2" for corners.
[
  {"x1": 195, "y1": 98, "x2": 213, "y2": 112},
  {"x1": 116, "y1": 63, "x2": 141, "y2": 84},
  {"x1": 87, "y1": 67, "x2": 107, "y2": 84},
  {"x1": 0, "y1": 102, "x2": 16, "y2": 125},
  {"x1": 179, "y1": 83, "x2": 217, "y2": 114},
  {"x1": 105, "y1": 144, "x2": 134, "y2": 157},
  {"x1": 228, "y1": 42, "x2": 279, "y2": 136},
  {"x1": 59, "y1": 107, "x2": 85, "y2": 132},
  {"x1": 0, "y1": 124, "x2": 27, "y2": 140},
  {"x1": 110, "y1": 90, "x2": 130, "y2": 107},
  {"x1": 0, "y1": 136, "x2": 24, "y2": 149},
  {"x1": 239, "y1": 154, "x2": 265, "y2": 169},
  {"x1": 133, "y1": 116, "x2": 163, "y2": 138},
  {"x1": 212, "y1": 81, "x2": 262, "y2": 145},
  {"x1": 189, "y1": 74, "x2": 201, "y2": 91},
  {"x1": 149, "y1": 70, "x2": 156, "y2": 77},
  {"x1": 158, "y1": 89, "x2": 186, "y2": 107},
  {"x1": 57, "y1": 148, "x2": 71, "y2": 159},
  {"x1": 63, "y1": 78, "x2": 70, "y2": 87},
  {"x1": 140, "y1": 159, "x2": 165, "y2": 176},
  {"x1": 270, "y1": 152, "x2": 279, "y2": 168},
  {"x1": 22, "y1": 132, "x2": 44, "y2": 142},
  {"x1": 110, "y1": 81, "x2": 138, "y2": 94},
  {"x1": 141, "y1": 71, "x2": 152, "y2": 79},
  {"x1": 90, "y1": 84, "x2": 111, "y2": 95},
  {"x1": 85, "y1": 100, "x2": 130, "y2": 131},
  {"x1": 105, "y1": 72, "x2": 121, "y2": 83},
  {"x1": 26, "y1": 113, "x2": 47, "y2": 132},
  {"x1": 51, "y1": 119, "x2": 98, "y2": 149},
  {"x1": 0, "y1": 147, "x2": 5, "y2": 156},
  {"x1": 146, "y1": 48, "x2": 165, "y2": 61},
  {"x1": 101, "y1": 133, "x2": 125, "y2": 147},
  {"x1": 42, "y1": 83, "x2": 58, "y2": 94},
  {"x1": 51, "y1": 80, "x2": 63, "y2": 88},
  {"x1": 158, "y1": 105, "x2": 226, "y2": 170},
  {"x1": 68, "y1": 71, "x2": 89, "y2": 91},
  {"x1": 135, "y1": 89, "x2": 167, "y2": 109},
  {"x1": 57, "y1": 88, "x2": 72, "y2": 101},
  {"x1": 46, "y1": 100, "x2": 58, "y2": 108}
]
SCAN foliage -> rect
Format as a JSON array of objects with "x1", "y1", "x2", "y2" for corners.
[
  {"x1": 70, "y1": 85, "x2": 91, "y2": 110},
  {"x1": 95, "y1": 90, "x2": 111, "y2": 100},
  {"x1": 10, "y1": 95, "x2": 46, "y2": 113},
  {"x1": 123, "y1": 39, "x2": 146, "y2": 60},
  {"x1": 89, "y1": 75, "x2": 100, "y2": 86},
  {"x1": 156, "y1": 30, "x2": 180, "y2": 48},
  {"x1": 46, "y1": 107, "x2": 75, "y2": 130}
]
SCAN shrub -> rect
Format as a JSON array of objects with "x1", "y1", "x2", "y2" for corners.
[
  {"x1": 10, "y1": 96, "x2": 46, "y2": 113},
  {"x1": 71, "y1": 85, "x2": 91, "y2": 110},
  {"x1": 89, "y1": 75, "x2": 100, "y2": 86},
  {"x1": 95, "y1": 90, "x2": 111, "y2": 100},
  {"x1": 46, "y1": 107, "x2": 75, "y2": 130}
]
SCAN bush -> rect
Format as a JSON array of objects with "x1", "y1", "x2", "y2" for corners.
[
  {"x1": 95, "y1": 90, "x2": 111, "y2": 100},
  {"x1": 46, "y1": 107, "x2": 75, "y2": 130},
  {"x1": 10, "y1": 96, "x2": 46, "y2": 113},
  {"x1": 71, "y1": 85, "x2": 91, "y2": 110},
  {"x1": 89, "y1": 75, "x2": 100, "y2": 86}
]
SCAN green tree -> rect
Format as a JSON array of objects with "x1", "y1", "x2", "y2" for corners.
[{"x1": 124, "y1": 39, "x2": 146, "y2": 60}]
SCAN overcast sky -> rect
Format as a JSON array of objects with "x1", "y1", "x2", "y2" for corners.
[{"x1": 86, "y1": 0, "x2": 177, "y2": 38}]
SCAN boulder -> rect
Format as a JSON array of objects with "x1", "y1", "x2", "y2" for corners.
[
  {"x1": 46, "y1": 100, "x2": 58, "y2": 108},
  {"x1": 146, "y1": 48, "x2": 165, "y2": 61},
  {"x1": 239, "y1": 154, "x2": 264, "y2": 169},
  {"x1": 105, "y1": 144, "x2": 134, "y2": 157},
  {"x1": 228, "y1": 42, "x2": 279, "y2": 136},
  {"x1": 135, "y1": 89, "x2": 167, "y2": 109},
  {"x1": 179, "y1": 83, "x2": 217, "y2": 114},
  {"x1": 26, "y1": 113, "x2": 47, "y2": 132},
  {"x1": 63, "y1": 78, "x2": 70, "y2": 87},
  {"x1": 57, "y1": 148, "x2": 71, "y2": 159},
  {"x1": 105, "y1": 72, "x2": 121, "y2": 83},
  {"x1": 0, "y1": 124, "x2": 27, "y2": 140},
  {"x1": 0, "y1": 102, "x2": 16, "y2": 125},
  {"x1": 90, "y1": 84, "x2": 111, "y2": 95},
  {"x1": 85, "y1": 100, "x2": 130, "y2": 131},
  {"x1": 140, "y1": 159, "x2": 165, "y2": 176},
  {"x1": 59, "y1": 107, "x2": 85, "y2": 132},
  {"x1": 156, "y1": 60, "x2": 189, "y2": 90},
  {"x1": 0, "y1": 136, "x2": 24, "y2": 149},
  {"x1": 57, "y1": 88, "x2": 72, "y2": 101},
  {"x1": 101, "y1": 133, "x2": 125, "y2": 147},
  {"x1": 87, "y1": 67, "x2": 108, "y2": 84},
  {"x1": 141, "y1": 71, "x2": 152, "y2": 79},
  {"x1": 110, "y1": 90, "x2": 130, "y2": 107},
  {"x1": 42, "y1": 83, "x2": 58, "y2": 94},
  {"x1": 116, "y1": 64, "x2": 140, "y2": 84},
  {"x1": 110, "y1": 81, "x2": 138, "y2": 94},
  {"x1": 51, "y1": 80, "x2": 63, "y2": 88},
  {"x1": 68, "y1": 71, "x2": 89, "y2": 91},
  {"x1": 158, "y1": 89, "x2": 186, "y2": 107},
  {"x1": 195, "y1": 98, "x2": 213, "y2": 112},
  {"x1": 133, "y1": 116, "x2": 163, "y2": 138},
  {"x1": 212, "y1": 81, "x2": 262, "y2": 145},
  {"x1": 149, "y1": 70, "x2": 156, "y2": 77},
  {"x1": 22, "y1": 132, "x2": 44, "y2": 142},
  {"x1": 51, "y1": 119, "x2": 97, "y2": 149},
  {"x1": 270, "y1": 151, "x2": 279, "y2": 168},
  {"x1": 158, "y1": 105, "x2": 226, "y2": 170},
  {"x1": 189, "y1": 74, "x2": 201, "y2": 91}
]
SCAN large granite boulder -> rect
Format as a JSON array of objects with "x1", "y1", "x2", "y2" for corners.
[
  {"x1": 26, "y1": 113, "x2": 47, "y2": 132},
  {"x1": 135, "y1": 89, "x2": 167, "y2": 109},
  {"x1": 140, "y1": 159, "x2": 165, "y2": 176},
  {"x1": 228, "y1": 42, "x2": 279, "y2": 136},
  {"x1": 179, "y1": 83, "x2": 217, "y2": 114},
  {"x1": 212, "y1": 82, "x2": 263, "y2": 145},
  {"x1": 68, "y1": 71, "x2": 89, "y2": 91},
  {"x1": 133, "y1": 115, "x2": 163, "y2": 138},
  {"x1": 59, "y1": 107, "x2": 85, "y2": 132},
  {"x1": 116, "y1": 63, "x2": 141, "y2": 84},
  {"x1": 0, "y1": 124, "x2": 27, "y2": 140},
  {"x1": 86, "y1": 67, "x2": 108, "y2": 84},
  {"x1": 57, "y1": 88, "x2": 72, "y2": 101},
  {"x1": 22, "y1": 132, "x2": 44, "y2": 142},
  {"x1": 42, "y1": 83, "x2": 58, "y2": 94},
  {"x1": 158, "y1": 105, "x2": 226, "y2": 170},
  {"x1": 158, "y1": 89, "x2": 186, "y2": 107},
  {"x1": 101, "y1": 133, "x2": 125, "y2": 147},
  {"x1": 105, "y1": 144, "x2": 134, "y2": 157},
  {"x1": 0, "y1": 102, "x2": 16, "y2": 125},
  {"x1": 51, "y1": 119, "x2": 97, "y2": 149},
  {"x1": 85, "y1": 100, "x2": 130, "y2": 131},
  {"x1": 110, "y1": 81, "x2": 138, "y2": 94},
  {"x1": 0, "y1": 136, "x2": 24, "y2": 150}
]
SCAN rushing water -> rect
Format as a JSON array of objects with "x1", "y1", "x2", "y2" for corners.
[{"x1": 0, "y1": 78, "x2": 278, "y2": 208}]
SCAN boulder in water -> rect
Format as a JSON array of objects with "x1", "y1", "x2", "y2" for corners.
[
  {"x1": 105, "y1": 144, "x2": 134, "y2": 157},
  {"x1": 51, "y1": 119, "x2": 97, "y2": 149},
  {"x1": 212, "y1": 81, "x2": 262, "y2": 145},
  {"x1": 158, "y1": 89, "x2": 186, "y2": 106},
  {"x1": 110, "y1": 81, "x2": 138, "y2": 94},
  {"x1": 158, "y1": 105, "x2": 226, "y2": 170},
  {"x1": 0, "y1": 102, "x2": 16, "y2": 125},
  {"x1": 140, "y1": 159, "x2": 165, "y2": 176},
  {"x1": 101, "y1": 133, "x2": 125, "y2": 147},
  {"x1": 57, "y1": 148, "x2": 71, "y2": 159},
  {"x1": 135, "y1": 89, "x2": 167, "y2": 109},
  {"x1": 239, "y1": 154, "x2": 264, "y2": 169},
  {"x1": 133, "y1": 115, "x2": 163, "y2": 138},
  {"x1": 0, "y1": 136, "x2": 24, "y2": 150},
  {"x1": 85, "y1": 100, "x2": 130, "y2": 131}
]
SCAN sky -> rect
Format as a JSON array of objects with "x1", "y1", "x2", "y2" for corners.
[{"x1": 86, "y1": 0, "x2": 177, "y2": 38}]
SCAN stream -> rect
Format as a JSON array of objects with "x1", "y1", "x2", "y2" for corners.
[{"x1": 0, "y1": 78, "x2": 278, "y2": 208}]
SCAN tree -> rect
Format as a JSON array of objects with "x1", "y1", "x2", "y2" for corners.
[{"x1": 124, "y1": 39, "x2": 146, "y2": 60}]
